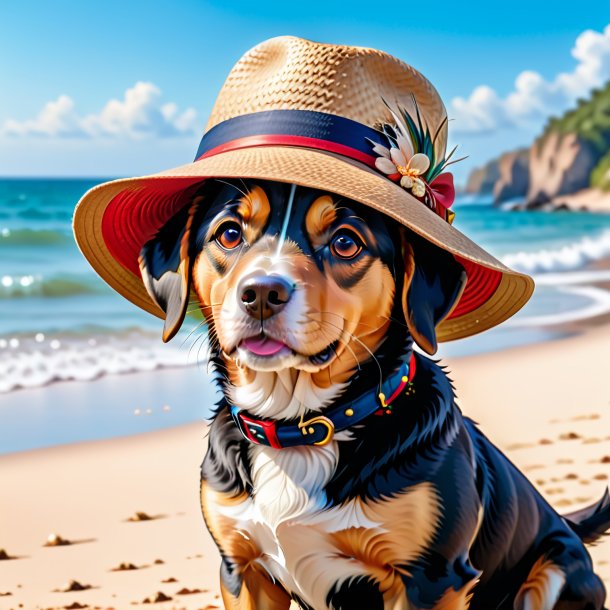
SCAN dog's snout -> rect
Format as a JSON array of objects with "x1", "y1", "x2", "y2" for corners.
[{"x1": 238, "y1": 275, "x2": 294, "y2": 319}]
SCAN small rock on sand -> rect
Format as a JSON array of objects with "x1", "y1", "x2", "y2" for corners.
[
  {"x1": 127, "y1": 511, "x2": 155, "y2": 522},
  {"x1": 142, "y1": 591, "x2": 172, "y2": 603},
  {"x1": 111, "y1": 562, "x2": 139, "y2": 571},
  {"x1": 161, "y1": 577, "x2": 178, "y2": 583},
  {"x1": 65, "y1": 603, "x2": 88, "y2": 609},
  {"x1": 601, "y1": 456, "x2": 610, "y2": 464},
  {"x1": 153, "y1": 558, "x2": 165, "y2": 564},
  {"x1": 56, "y1": 580, "x2": 92, "y2": 592},
  {"x1": 176, "y1": 587, "x2": 202, "y2": 595},
  {"x1": 559, "y1": 432, "x2": 580, "y2": 440},
  {"x1": 0, "y1": 591, "x2": 12, "y2": 596},
  {"x1": 44, "y1": 533, "x2": 71, "y2": 547},
  {"x1": 0, "y1": 548, "x2": 14, "y2": 560}
]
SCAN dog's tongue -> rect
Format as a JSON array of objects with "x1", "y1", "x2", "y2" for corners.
[{"x1": 242, "y1": 336, "x2": 286, "y2": 356}]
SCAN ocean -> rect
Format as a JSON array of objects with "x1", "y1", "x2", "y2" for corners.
[{"x1": 2, "y1": 178, "x2": 610, "y2": 451}]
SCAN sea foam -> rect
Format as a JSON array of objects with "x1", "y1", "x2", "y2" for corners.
[
  {"x1": 502, "y1": 229, "x2": 610, "y2": 273},
  {"x1": 0, "y1": 330, "x2": 209, "y2": 393}
]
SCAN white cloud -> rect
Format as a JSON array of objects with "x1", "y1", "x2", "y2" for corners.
[
  {"x1": 450, "y1": 24, "x2": 610, "y2": 134},
  {"x1": 3, "y1": 82, "x2": 199, "y2": 139}
]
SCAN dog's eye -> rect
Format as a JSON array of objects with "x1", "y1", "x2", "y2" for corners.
[
  {"x1": 215, "y1": 222, "x2": 243, "y2": 250},
  {"x1": 331, "y1": 231, "x2": 362, "y2": 260}
]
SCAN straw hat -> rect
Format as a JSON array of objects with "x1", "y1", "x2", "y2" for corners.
[{"x1": 73, "y1": 36, "x2": 534, "y2": 342}]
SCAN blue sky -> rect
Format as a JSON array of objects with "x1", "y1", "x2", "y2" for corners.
[{"x1": 2, "y1": 0, "x2": 610, "y2": 184}]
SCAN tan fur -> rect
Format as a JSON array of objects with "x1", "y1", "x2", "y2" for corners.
[
  {"x1": 236, "y1": 185, "x2": 271, "y2": 244},
  {"x1": 200, "y1": 482, "x2": 256, "y2": 566},
  {"x1": 220, "y1": 568, "x2": 293, "y2": 610},
  {"x1": 431, "y1": 579, "x2": 478, "y2": 610},
  {"x1": 514, "y1": 557, "x2": 566, "y2": 610},
  {"x1": 305, "y1": 194, "x2": 337, "y2": 248}
]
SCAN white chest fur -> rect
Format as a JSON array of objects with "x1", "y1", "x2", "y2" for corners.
[
  {"x1": 210, "y1": 440, "x2": 439, "y2": 610},
  {"x1": 248, "y1": 443, "x2": 339, "y2": 528}
]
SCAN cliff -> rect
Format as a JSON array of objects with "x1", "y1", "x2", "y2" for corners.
[
  {"x1": 464, "y1": 81, "x2": 610, "y2": 210},
  {"x1": 526, "y1": 132, "x2": 599, "y2": 207},
  {"x1": 493, "y1": 149, "x2": 530, "y2": 203},
  {"x1": 464, "y1": 159, "x2": 500, "y2": 195}
]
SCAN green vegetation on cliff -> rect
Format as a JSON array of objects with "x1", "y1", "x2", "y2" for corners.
[
  {"x1": 590, "y1": 151, "x2": 610, "y2": 191},
  {"x1": 543, "y1": 81, "x2": 610, "y2": 190},
  {"x1": 544, "y1": 81, "x2": 610, "y2": 152}
]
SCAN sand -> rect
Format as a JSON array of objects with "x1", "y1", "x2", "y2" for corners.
[
  {"x1": 549, "y1": 187, "x2": 610, "y2": 213},
  {"x1": 1, "y1": 325, "x2": 609, "y2": 609}
]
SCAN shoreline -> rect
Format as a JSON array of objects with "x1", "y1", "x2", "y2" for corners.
[
  {"x1": 0, "y1": 366, "x2": 220, "y2": 455},
  {"x1": 1, "y1": 321, "x2": 609, "y2": 608},
  {"x1": 549, "y1": 187, "x2": 610, "y2": 213}
]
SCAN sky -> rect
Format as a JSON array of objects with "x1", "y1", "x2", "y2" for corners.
[{"x1": 2, "y1": 0, "x2": 610, "y2": 185}]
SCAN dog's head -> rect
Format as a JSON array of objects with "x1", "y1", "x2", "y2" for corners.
[{"x1": 140, "y1": 180, "x2": 465, "y2": 406}]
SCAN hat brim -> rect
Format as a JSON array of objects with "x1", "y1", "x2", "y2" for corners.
[{"x1": 73, "y1": 145, "x2": 534, "y2": 342}]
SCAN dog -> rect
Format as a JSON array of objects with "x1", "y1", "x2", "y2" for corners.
[{"x1": 138, "y1": 178, "x2": 610, "y2": 610}]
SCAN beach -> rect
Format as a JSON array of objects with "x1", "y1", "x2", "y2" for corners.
[
  {"x1": 2, "y1": 180, "x2": 610, "y2": 608},
  {"x1": 1, "y1": 319, "x2": 609, "y2": 609}
]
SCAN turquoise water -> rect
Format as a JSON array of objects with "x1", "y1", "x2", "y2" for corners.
[
  {"x1": 2, "y1": 178, "x2": 610, "y2": 453},
  {"x1": 2, "y1": 178, "x2": 610, "y2": 393}
]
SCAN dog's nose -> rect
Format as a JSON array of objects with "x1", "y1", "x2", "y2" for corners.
[{"x1": 238, "y1": 275, "x2": 294, "y2": 319}]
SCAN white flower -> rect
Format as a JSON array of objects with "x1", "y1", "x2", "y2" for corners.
[
  {"x1": 370, "y1": 104, "x2": 433, "y2": 199},
  {"x1": 373, "y1": 132, "x2": 430, "y2": 199}
]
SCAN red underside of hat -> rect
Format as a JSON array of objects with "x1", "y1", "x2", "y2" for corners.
[{"x1": 100, "y1": 180, "x2": 502, "y2": 320}]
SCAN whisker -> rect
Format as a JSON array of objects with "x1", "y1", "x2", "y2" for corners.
[
  {"x1": 304, "y1": 315, "x2": 361, "y2": 373},
  {"x1": 180, "y1": 320, "x2": 207, "y2": 349},
  {"x1": 309, "y1": 316, "x2": 383, "y2": 391},
  {"x1": 215, "y1": 178, "x2": 252, "y2": 205}
]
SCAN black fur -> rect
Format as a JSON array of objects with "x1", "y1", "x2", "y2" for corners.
[
  {"x1": 139, "y1": 204, "x2": 192, "y2": 342},
  {"x1": 326, "y1": 575, "x2": 385, "y2": 610}
]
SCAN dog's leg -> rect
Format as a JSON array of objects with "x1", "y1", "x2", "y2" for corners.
[
  {"x1": 514, "y1": 547, "x2": 606, "y2": 610},
  {"x1": 202, "y1": 481, "x2": 292, "y2": 610},
  {"x1": 278, "y1": 523, "x2": 409, "y2": 610},
  {"x1": 326, "y1": 575, "x2": 386, "y2": 610},
  {"x1": 220, "y1": 558, "x2": 293, "y2": 610},
  {"x1": 404, "y1": 553, "x2": 480, "y2": 610}
]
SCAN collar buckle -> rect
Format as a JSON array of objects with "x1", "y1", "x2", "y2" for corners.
[{"x1": 298, "y1": 415, "x2": 335, "y2": 446}]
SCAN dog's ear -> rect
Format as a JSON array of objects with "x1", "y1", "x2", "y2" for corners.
[
  {"x1": 139, "y1": 199, "x2": 198, "y2": 343},
  {"x1": 401, "y1": 231, "x2": 467, "y2": 355}
]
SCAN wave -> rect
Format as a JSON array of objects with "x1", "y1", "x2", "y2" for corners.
[
  {"x1": 15, "y1": 207, "x2": 72, "y2": 221},
  {"x1": 0, "y1": 273, "x2": 105, "y2": 299},
  {"x1": 511, "y1": 285, "x2": 610, "y2": 327},
  {"x1": 502, "y1": 229, "x2": 610, "y2": 273},
  {"x1": 0, "y1": 227, "x2": 70, "y2": 247},
  {"x1": 0, "y1": 329, "x2": 208, "y2": 393},
  {"x1": 532, "y1": 269, "x2": 610, "y2": 286}
]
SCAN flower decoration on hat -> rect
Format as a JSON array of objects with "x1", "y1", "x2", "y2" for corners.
[{"x1": 368, "y1": 97, "x2": 466, "y2": 224}]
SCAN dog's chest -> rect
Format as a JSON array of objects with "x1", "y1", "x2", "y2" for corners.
[
  {"x1": 208, "y1": 443, "x2": 440, "y2": 609},
  {"x1": 248, "y1": 443, "x2": 338, "y2": 526},
  {"x1": 212, "y1": 444, "x2": 342, "y2": 597}
]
